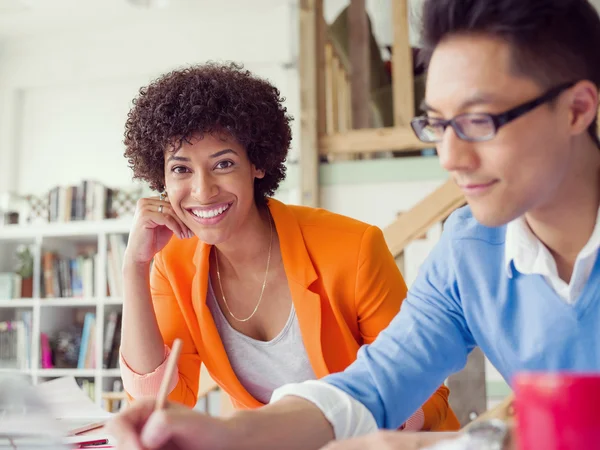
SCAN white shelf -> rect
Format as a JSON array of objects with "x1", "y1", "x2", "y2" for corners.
[
  {"x1": 0, "y1": 368, "x2": 32, "y2": 375},
  {"x1": 39, "y1": 297, "x2": 99, "y2": 307},
  {"x1": 0, "y1": 219, "x2": 129, "y2": 410},
  {"x1": 0, "y1": 219, "x2": 131, "y2": 240},
  {"x1": 103, "y1": 297, "x2": 124, "y2": 305},
  {"x1": 37, "y1": 368, "x2": 96, "y2": 377},
  {"x1": 0, "y1": 298, "x2": 35, "y2": 308},
  {"x1": 0, "y1": 298, "x2": 123, "y2": 308},
  {"x1": 34, "y1": 368, "x2": 121, "y2": 378}
]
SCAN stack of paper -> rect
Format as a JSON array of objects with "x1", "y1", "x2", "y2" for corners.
[{"x1": 0, "y1": 375, "x2": 114, "y2": 448}]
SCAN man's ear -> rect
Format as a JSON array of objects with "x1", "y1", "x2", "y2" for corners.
[{"x1": 568, "y1": 80, "x2": 598, "y2": 136}]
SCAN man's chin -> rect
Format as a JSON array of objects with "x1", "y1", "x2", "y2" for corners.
[{"x1": 469, "y1": 204, "x2": 516, "y2": 228}]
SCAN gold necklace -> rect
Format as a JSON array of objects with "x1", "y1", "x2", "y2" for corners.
[{"x1": 214, "y1": 210, "x2": 273, "y2": 322}]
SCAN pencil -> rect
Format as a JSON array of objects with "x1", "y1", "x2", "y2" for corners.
[{"x1": 155, "y1": 338, "x2": 183, "y2": 410}]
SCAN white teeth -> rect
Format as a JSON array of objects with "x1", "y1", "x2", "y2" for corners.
[{"x1": 191, "y1": 204, "x2": 230, "y2": 219}]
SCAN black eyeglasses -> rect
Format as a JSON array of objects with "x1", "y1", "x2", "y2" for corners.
[{"x1": 410, "y1": 81, "x2": 576, "y2": 143}]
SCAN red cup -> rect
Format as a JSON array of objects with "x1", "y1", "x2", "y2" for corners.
[{"x1": 513, "y1": 372, "x2": 600, "y2": 450}]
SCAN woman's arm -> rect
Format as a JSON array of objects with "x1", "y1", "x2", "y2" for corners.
[
  {"x1": 120, "y1": 250, "x2": 202, "y2": 406},
  {"x1": 354, "y1": 226, "x2": 459, "y2": 431},
  {"x1": 120, "y1": 261, "x2": 166, "y2": 375}
]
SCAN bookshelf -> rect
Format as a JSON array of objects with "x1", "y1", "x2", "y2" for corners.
[{"x1": 0, "y1": 218, "x2": 130, "y2": 410}]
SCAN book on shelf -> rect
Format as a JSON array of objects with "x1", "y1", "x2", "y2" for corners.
[
  {"x1": 0, "y1": 311, "x2": 32, "y2": 370},
  {"x1": 106, "y1": 234, "x2": 127, "y2": 297},
  {"x1": 40, "y1": 332, "x2": 53, "y2": 369},
  {"x1": 102, "y1": 310, "x2": 122, "y2": 369},
  {"x1": 77, "y1": 312, "x2": 96, "y2": 370},
  {"x1": 0, "y1": 272, "x2": 23, "y2": 299}
]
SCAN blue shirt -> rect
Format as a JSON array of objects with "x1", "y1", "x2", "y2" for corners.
[{"x1": 325, "y1": 205, "x2": 600, "y2": 430}]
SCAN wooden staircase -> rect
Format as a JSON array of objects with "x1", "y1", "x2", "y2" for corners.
[{"x1": 383, "y1": 178, "x2": 465, "y2": 258}]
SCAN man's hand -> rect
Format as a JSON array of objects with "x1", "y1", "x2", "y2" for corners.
[
  {"x1": 106, "y1": 398, "x2": 234, "y2": 450},
  {"x1": 107, "y1": 396, "x2": 334, "y2": 450},
  {"x1": 320, "y1": 431, "x2": 462, "y2": 450}
]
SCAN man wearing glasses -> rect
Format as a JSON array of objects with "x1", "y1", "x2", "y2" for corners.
[{"x1": 107, "y1": 0, "x2": 600, "y2": 448}]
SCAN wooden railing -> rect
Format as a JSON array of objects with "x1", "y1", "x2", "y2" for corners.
[
  {"x1": 324, "y1": 40, "x2": 352, "y2": 136},
  {"x1": 383, "y1": 179, "x2": 465, "y2": 259},
  {"x1": 298, "y1": 0, "x2": 429, "y2": 206},
  {"x1": 300, "y1": 0, "x2": 427, "y2": 160}
]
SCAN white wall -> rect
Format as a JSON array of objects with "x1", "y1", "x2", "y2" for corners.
[
  {"x1": 0, "y1": 0, "x2": 299, "y2": 196},
  {"x1": 321, "y1": 179, "x2": 443, "y2": 286},
  {"x1": 0, "y1": 0, "x2": 429, "y2": 199}
]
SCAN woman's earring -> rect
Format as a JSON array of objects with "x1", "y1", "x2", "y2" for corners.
[{"x1": 159, "y1": 191, "x2": 167, "y2": 201}]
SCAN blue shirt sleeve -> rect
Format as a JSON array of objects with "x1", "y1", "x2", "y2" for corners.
[{"x1": 324, "y1": 211, "x2": 477, "y2": 430}]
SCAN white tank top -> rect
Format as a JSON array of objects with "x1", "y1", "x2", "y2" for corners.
[{"x1": 206, "y1": 278, "x2": 317, "y2": 404}]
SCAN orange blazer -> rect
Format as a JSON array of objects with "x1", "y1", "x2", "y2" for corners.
[{"x1": 141, "y1": 198, "x2": 459, "y2": 431}]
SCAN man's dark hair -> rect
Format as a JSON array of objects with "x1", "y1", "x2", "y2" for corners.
[
  {"x1": 420, "y1": 0, "x2": 600, "y2": 147},
  {"x1": 124, "y1": 62, "x2": 292, "y2": 205}
]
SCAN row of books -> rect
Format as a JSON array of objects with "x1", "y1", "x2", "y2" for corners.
[
  {"x1": 42, "y1": 251, "x2": 96, "y2": 298},
  {"x1": 0, "y1": 312, "x2": 32, "y2": 370},
  {"x1": 43, "y1": 310, "x2": 122, "y2": 370},
  {"x1": 0, "y1": 312, "x2": 121, "y2": 371},
  {"x1": 47, "y1": 180, "x2": 117, "y2": 223},
  {"x1": 40, "y1": 234, "x2": 127, "y2": 299}
]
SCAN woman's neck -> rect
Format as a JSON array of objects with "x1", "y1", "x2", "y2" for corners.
[{"x1": 213, "y1": 204, "x2": 274, "y2": 279}]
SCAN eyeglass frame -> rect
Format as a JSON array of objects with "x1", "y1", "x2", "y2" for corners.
[{"x1": 410, "y1": 81, "x2": 577, "y2": 143}]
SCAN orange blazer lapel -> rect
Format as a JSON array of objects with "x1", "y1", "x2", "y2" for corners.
[{"x1": 268, "y1": 199, "x2": 329, "y2": 378}]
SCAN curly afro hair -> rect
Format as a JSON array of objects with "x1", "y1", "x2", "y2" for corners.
[{"x1": 124, "y1": 62, "x2": 292, "y2": 205}]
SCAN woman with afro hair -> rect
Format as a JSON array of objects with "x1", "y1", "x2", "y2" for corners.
[{"x1": 118, "y1": 62, "x2": 458, "y2": 432}]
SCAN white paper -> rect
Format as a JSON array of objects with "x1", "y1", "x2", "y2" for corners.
[
  {"x1": 35, "y1": 376, "x2": 111, "y2": 421},
  {"x1": 0, "y1": 375, "x2": 112, "y2": 446}
]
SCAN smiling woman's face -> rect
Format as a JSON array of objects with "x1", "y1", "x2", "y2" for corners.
[{"x1": 163, "y1": 132, "x2": 265, "y2": 245}]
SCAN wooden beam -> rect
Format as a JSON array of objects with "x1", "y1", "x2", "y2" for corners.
[
  {"x1": 317, "y1": 14, "x2": 327, "y2": 138},
  {"x1": 337, "y1": 60, "x2": 349, "y2": 132},
  {"x1": 462, "y1": 393, "x2": 515, "y2": 431},
  {"x1": 397, "y1": 211, "x2": 427, "y2": 240},
  {"x1": 298, "y1": 0, "x2": 323, "y2": 207},
  {"x1": 343, "y1": 71, "x2": 352, "y2": 130},
  {"x1": 331, "y1": 53, "x2": 340, "y2": 134},
  {"x1": 348, "y1": 0, "x2": 371, "y2": 130},
  {"x1": 392, "y1": 0, "x2": 414, "y2": 126},
  {"x1": 447, "y1": 347, "x2": 488, "y2": 427},
  {"x1": 395, "y1": 251, "x2": 406, "y2": 278},
  {"x1": 383, "y1": 179, "x2": 465, "y2": 258},
  {"x1": 325, "y1": 42, "x2": 335, "y2": 135},
  {"x1": 319, "y1": 126, "x2": 429, "y2": 155}
]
